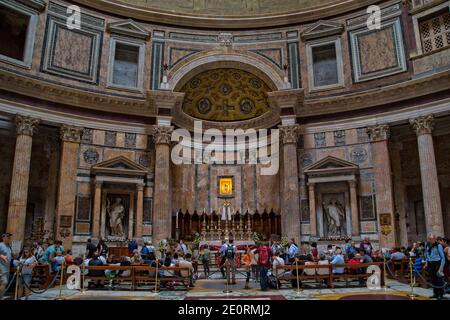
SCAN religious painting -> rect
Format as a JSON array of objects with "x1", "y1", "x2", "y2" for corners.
[
  {"x1": 218, "y1": 176, "x2": 234, "y2": 198},
  {"x1": 379, "y1": 213, "x2": 391, "y2": 226}
]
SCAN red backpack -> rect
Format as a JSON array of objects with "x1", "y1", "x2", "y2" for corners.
[{"x1": 258, "y1": 246, "x2": 270, "y2": 265}]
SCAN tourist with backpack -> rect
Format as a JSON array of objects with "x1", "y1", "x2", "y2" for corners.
[
  {"x1": 199, "y1": 245, "x2": 211, "y2": 278},
  {"x1": 223, "y1": 239, "x2": 237, "y2": 285},
  {"x1": 255, "y1": 241, "x2": 273, "y2": 291}
]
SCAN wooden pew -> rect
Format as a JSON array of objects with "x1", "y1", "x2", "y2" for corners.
[
  {"x1": 84, "y1": 265, "x2": 135, "y2": 290},
  {"x1": 275, "y1": 262, "x2": 385, "y2": 289},
  {"x1": 330, "y1": 262, "x2": 385, "y2": 288},
  {"x1": 275, "y1": 264, "x2": 332, "y2": 288}
]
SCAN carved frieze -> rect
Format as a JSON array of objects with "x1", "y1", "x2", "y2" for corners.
[{"x1": 314, "y1": 132, "x2": 326, "y2": 147}]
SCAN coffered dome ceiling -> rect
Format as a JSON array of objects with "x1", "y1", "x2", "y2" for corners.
[
  {"x1": 180, "y1": 68, "x2": 271, "y2": 122},
  {"x1": 72, "y1": 0, "x2": 377, "y2": 28}
]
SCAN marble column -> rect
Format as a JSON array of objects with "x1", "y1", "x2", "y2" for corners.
[
  {"x1": 92, "y1": 181, "x2": 102, "y2": 238},
  {"x1": 6, "y1": 115, "x2": 40, "y2": 249},
  {"x1": 367, "y1": 124, "x2": 397, "y2": 248},
  {"x1": 152, "y1": 126, "x2": 173, "y2": 243},
  {"x1": 307, "y1": 183, "x2": 317, "y2": 237},
  {"x1": 410, "y1": 115, "x2": 444, "y2": 236},
  {"x1": 55, "y1": 125, "x2": 83, "y2": 249},
  {"x1": 43, "y1": 135, "x2": 59, "y2": 241},
  {"x1": 390, "y1": 142, "x2": 409, "y2": 247},
  {"x1": 136, "y1": 184, "x2": 144, "y2": 238},
  {"x1": 279, "y1": 124, "x2": 301, "y2": 241},
  {"x1": 348, "y1": 180, "x2": 360, "y2": 237}
]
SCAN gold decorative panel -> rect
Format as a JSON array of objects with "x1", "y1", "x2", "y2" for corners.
[{"x1": 180, "y1": 68, "x2": 271, "y2": 122}]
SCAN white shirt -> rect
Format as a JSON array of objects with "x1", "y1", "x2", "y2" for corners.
[{"x1": 272, "y1": 256, "x2": 285, "y2": 269}]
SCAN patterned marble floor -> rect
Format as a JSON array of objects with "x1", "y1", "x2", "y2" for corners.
[{"x1": 11, "y1": 278, "x2": 446, "y2": 300}]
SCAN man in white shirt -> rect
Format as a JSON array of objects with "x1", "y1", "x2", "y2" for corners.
[{"x1": 176, "y1": 240, "x2": 188, "y2": 255}]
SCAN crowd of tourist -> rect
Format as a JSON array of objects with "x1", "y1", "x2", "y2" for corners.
[{"x1": 1, "y1": 232, "x2": 449, "y2": 299}]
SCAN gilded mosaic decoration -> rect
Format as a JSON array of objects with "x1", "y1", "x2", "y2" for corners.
[{"x1": 180, "y1": 68, "x2": 271, "y2": 122}]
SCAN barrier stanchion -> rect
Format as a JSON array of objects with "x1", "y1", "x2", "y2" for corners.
[
  {"x1": 223, "y1": 260, "x2": 232, "y2": 293},
  {"x1": 81, "y1": 255, "x2": 86, "y2": 294},
  {"x1": 154, "y1": 260, "x2": 160, "y2": 293},
  {"x1": 383, "y1": 254, "x2": 388, "y2": 291},
  {"x1": 407, "y1": 257, "x2": 417, "y2": 300},
  {"x1": 55, "y1": 262, "x2": 65, "y2": 300},
  {"x1": 14, "y1": 268, "x2": 20, "y2": 300},
  {"x1": 295, "y1": 258, "x2": 302, "y2": 294}
]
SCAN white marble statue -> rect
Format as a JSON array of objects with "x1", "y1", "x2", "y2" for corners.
[
  {"x1": 323, "y1": 200, "x2": 345, "y2": 236},
  {"x1": 107, "y1": 197, "x2": 125, "y2": 237}
]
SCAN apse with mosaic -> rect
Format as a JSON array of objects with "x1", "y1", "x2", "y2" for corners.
[{"x1": 180, "y1": 68, "x2": 271, "y2": 122}]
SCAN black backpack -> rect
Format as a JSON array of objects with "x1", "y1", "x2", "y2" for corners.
[{"x1": 225, "y1": 245, "x2": 235, "y2": 259}]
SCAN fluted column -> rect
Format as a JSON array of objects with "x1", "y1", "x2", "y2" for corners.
[
  {"x1": 367, "y1": 124, "x2": 397, "y2": 248},
  {"x1": 307, "y1": 183, "x2": 317, "y2": 237},
  {"x1": 92, "y1": 181, "x2": 102, "y2": 238},
  {"x1": 410, "y1": 115, "x2": 444, "y2": 236},
  {"x1": 390, "y1": 142, "x2": 409, "y2": 247},
  {"x1": 6, "y1": 115, "x2": 40, "y2": 249},
  {"x1": 135, "y1": 184, "x2": 144, "y2": 238},
  {"x1": 279, "y1": 124, "x2": 301, "y2": 241},
  {"x1": 55, "y1": 125, "x2": 83, "y2": 249},
  {"x1": 43, "y1": 135, "x2": 59, "y2": 241},
  {"x1": 348, "y1": 180, "x2": 360, "y2": 236},
  {"x1": 152, "y1": 126, "x2": 173, "y2": 243}
]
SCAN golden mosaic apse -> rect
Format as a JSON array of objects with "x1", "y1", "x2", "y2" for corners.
[{"x1": 180, "y1": 68, "x2": 271, "y2": 122}]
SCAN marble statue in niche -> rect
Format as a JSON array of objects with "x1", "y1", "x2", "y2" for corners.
[
  {"x1": 323, "y1": 200, "x2": 346, "y2": 236},
  {"x1": 107, "y1": 197, "x2": 125, "y2": 237}
]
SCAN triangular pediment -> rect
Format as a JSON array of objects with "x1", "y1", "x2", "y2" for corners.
[
  {"x1": 107, "y1": 19, "x2": 150, "y2": 40},
  {"x1": 92, "y1": 156, "x2": 147, "y2": 176},
  {"x1": 304, "y1": 156, "x2": 358, "y2": 173},
  {"x1": 301, "y1": 20, "x2": 344, "y2": 40}
]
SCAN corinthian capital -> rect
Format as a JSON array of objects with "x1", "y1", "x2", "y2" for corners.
[
  {"x1": 279, "y1": 124, "x2": 300, "y2": 145},
  {"x1": 410, "y1": 115, "x2": 434, "y2": 136},
  {"x1": 367, "y1": 124, "x2": 390, "y2": 142},
  {"x1": 153, "y1": 126, "x2": 174, "y2": 145},
  {"x1": 60, "y1": 125, "x2": 84, "y2": 143},
  {"x1": 15, "y1": 115, "x2": 40, "y2": 136}
]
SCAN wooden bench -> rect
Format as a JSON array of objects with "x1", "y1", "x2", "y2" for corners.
[
  {"x1": 275, "y1": 264, "x2": 331, "y2": 288},
  {"x1": 330, "y1": 262, "x2": 385, "y2": 288},
  {"x1": 84, "y1": 265, "x2": 135, "y2": 290},
  {"x1": 275, "y1": 262, "x2": 385, "y2": 289},
  {"x1": 69, "y1": 264, "x2": 192, "y2": 291}
]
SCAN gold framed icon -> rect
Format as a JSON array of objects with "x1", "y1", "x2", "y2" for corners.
[{"x1": 218, "y1": 176, "x2": 233, "y2": 197}]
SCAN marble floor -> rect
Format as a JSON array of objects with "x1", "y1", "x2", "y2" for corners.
[{"x1": 10, "y1": 278, "x2": 447, "y2": 300}]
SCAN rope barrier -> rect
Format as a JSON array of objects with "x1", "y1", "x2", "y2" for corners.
[
  {"x1": 21, "y1": 268, "x2": 62, "y2": 294},
  {"x1": 0, "y1": 271, "x2": 17, "y2": 299},
  {"x1": 383, "y1": 258, "x2": 449, "y2": 290}
]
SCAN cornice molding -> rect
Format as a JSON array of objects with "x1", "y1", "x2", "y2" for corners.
[
  {"x1": 0, "y1": 69, "x2": 156, "y2": 117},
  {"x1": 17, "y1": 0, "x2": 46, "y2": 11},
  {"x1": 300, "y1": 70, "x2": 450, "y2": 117},
  {"x1": 70, "y1": 0, "x2": 379, "y2": 29}
]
